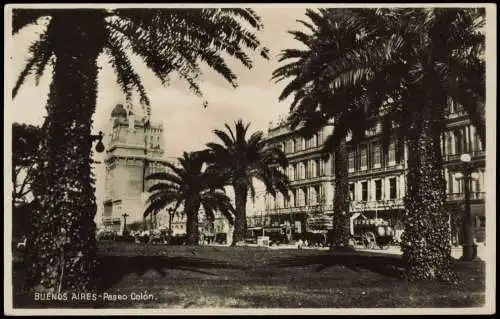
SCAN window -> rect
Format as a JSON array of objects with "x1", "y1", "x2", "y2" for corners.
[
  {"x1": 446, "y1": 133, "x2": 453, "y2": 156},
  {"x1": 292, "y1": 139, "x2": 296, "y2": 153},
  {"x1": 318, "y1": 185, "x2": 325, "y2": 204},
  {"x1": 360, "y1": 146, "x2": 367, "y2": 169},
  {"x1": 388, "y1": 142, "x2": 396, "y2": 164},
  {"x1": 348, "y1": 150, "x2": 355, "y2": 171},
  {"x1": 361, "y1": 182, "x2": 368, "y2": 201},
  {"x1": 303, "y1": 188, "x2": 309, "y2": 206},
  {"x1": 389, "y1": 178, "x2": 397, "y2": 199},
  {"x1": 372, "y1": 143, "x2": 381, "y2": 167},
  {"x1": 454, "y1": 129, "x2": 463, "y2": 155},
  {"x1": 315, "y1": 159, "x2": 320, "y2": 177},
  {"x1": 293, "y1": 163, "x2": 298, "y2": 180},
  {"x1": 317, "y1": 131, "x2": 323, "y2": 145},
  {"x1": 349, "y1": 183, "x2": 355, "y2": 201},
  {"x1": 375, "y1": 180, "x2": 382, "y2": 200},
  {"x1": 295, "y1": 138, "x2": 302, "y2": 151},
  {"x1": 320, "y1": 159, "x2": 326, "y2": 176}
]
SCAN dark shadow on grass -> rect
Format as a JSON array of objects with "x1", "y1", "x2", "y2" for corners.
[
  {"x1": 97, "y1": 255, "x2": 248, "y2": 289},
  {"x1": 266, "y1": 251, "x2": 407, "y2": 278}
]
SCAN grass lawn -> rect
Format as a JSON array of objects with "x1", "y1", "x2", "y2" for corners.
[{"x1": 12, "y1": 242, "x2": 485, "y2": 309}]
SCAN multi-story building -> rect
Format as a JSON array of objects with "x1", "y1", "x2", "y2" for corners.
[
  {"x1": 246, "y1": 116, "x2": 336, "y2": 238},
  {"x1": 101, "y1": 103, "x2": 169, "y2": 232},
  {"x1": 251, "y1": 100, "x2": 486, "y2": 244}
]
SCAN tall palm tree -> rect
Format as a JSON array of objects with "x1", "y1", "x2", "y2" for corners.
[
  {"x1": 276, "y1": 8, "x2": 485, "y2": 281},
  {"x1": 205, "y1": 120, "x2": 290, "y2": 245},
  {"x1": 272, "y1": 9, "x2": 377, "y2": 249},
  {"x1": 12, "y1": 8, "x2": 269, "y2": 292},
  {"x1": 145, "y1": 151, "x2": 235, "y2": 245}
]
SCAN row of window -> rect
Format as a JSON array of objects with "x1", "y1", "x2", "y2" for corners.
[
  {"x1": 441, "y1": 125, "x2": 483, "y2": 157},
  {"x1": 349, "y1": 178, "x2": 399, "y2": 202},
  {"x1": 286, "y1": 158, "x2": 328, "y2": 181},
  {"x1": 265, "y1": 185, "x2": 326, "y2": 209},
  {"x1": 276, "y1": 131, "x2": 326, "y2": 154},
  {"x1": 348, "y1": 142, "x2": 396, "y2": 172}
]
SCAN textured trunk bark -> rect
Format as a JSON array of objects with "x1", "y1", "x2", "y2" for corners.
[
  {"x1": 402, "y1": 89, "x2": 457, "y2": 282},
  {"x1": 26, "y1": 12, "x2": 105, "y2": 292},
  {"x1": 185, "y1": 198, "x2": 200, "y2": 245},
  {"x1": 232, "y1": 183, "x2": 248, "y2": 246},
  {"x1": 332, "y1": 138, "x2": 350, "y2": 248}
]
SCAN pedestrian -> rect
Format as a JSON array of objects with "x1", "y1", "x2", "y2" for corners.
[{"x1": 297, "y1": 238, "x2": 304, "y2": 250}]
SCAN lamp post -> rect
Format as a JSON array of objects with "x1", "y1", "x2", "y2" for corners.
[
  {"x1": 90, "y1": 131, "x2": 105, "y2": 153},
  {"x1": 122, "y1": 213, "x2": 129, "y2": 235},
  {"x1": 455, "y1": 153, "x2": 477, "y2": 261}
]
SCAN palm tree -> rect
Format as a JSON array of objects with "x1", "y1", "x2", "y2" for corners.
[
  {"x1": 205, "y1": 120, "x2": 290, "y2": 246},
  {"x1": 272, "y1": 9, "x2": 377, "y2": 249},
  {"x1": 275, "y1": 8, "x2": 485, "y2": 281},
  {"x1": 145, "y1": 151, "x2": 235, "y2": 245},
  {"x1": 12, "y1": 8, "x2": 269, "y2": 292}
]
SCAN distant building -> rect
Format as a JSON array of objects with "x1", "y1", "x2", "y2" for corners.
[
  {"x1": 101, "y1": 103, "x2": 169, "y2": 232},
  {"x1": 246, "y1": 121, "x2": 336, "y2": 239},
  {"x1": 250, "y1": 100, "x2": 486, "y2": 244}
]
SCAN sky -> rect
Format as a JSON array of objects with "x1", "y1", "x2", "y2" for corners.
[{"x1": 7, "y1": 7, "x2": 310, "y2": 216}]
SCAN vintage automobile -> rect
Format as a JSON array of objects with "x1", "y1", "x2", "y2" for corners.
[{"x1": 348, "y1": 213, "x2": 395, "y2": 250}]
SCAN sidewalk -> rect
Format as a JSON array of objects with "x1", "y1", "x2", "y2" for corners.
[{"x1": 353, "y1": 244, "x2": 488, "y2": 261}]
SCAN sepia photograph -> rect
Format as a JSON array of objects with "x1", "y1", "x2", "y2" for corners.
[{"x1": 4, "y1": 3, "x2": 496, "y2": 315}]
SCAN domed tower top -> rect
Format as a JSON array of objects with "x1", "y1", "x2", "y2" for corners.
[{"x1": 111, "y1": 103, "x2": 127, "y2": 119}]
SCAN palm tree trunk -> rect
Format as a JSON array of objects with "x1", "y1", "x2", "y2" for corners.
[
  {"x1": 232, "y1": 183, "x2": 248, "y2": 246},
  {"x1": 185, "y1": 198, "x2": 200, "y2": 245},
  {"x1": 331, "y1": 139, "x2": 350, "y2": 249},
  {"x1": 402, "y1": 95, "x2": 458, "y2": 282},
  {"x1": 26, "y1": 13, "x2": 105, "y2": 292}
]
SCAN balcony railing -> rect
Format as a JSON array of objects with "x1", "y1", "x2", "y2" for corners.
[
  {"x1": 350, "y1": 199, "x2": 405, "y2": 212},
  {"x1": 444, "y1": 151, "x2": 485, "y2": 163},
  {"x1": 446, "y1": 192, "x2": 485, "y2": 201},
  {"x1": 289, "y1": 175, "x2": 332, "y2": 186},
  {"x1": 262, "y1": 204, "x2": 334, "y2": 216},
  {"x1": 348, "y1": 163, "x2": 406, "y2": 178}
]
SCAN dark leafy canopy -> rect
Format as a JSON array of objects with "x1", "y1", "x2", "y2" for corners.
[
  {"x1": 12, "y1": 8, "x2": 270, "y2": 115},
  {"x1": 12, "y1": 123, "x2": 43, "y2": 204},
  {"x1": 145, "y1": 151, "x2": 235, "y2": 225},
  {"x1": 206, "y1": 120, "x2": 290, "y2": 201},
  {"x1": 272, "y1": 8, "x2": 485, "y2": 151}
]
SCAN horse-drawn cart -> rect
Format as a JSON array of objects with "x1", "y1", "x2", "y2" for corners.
[{"x1": 349, "y1": 213, "x2": 395, "y2": 250}]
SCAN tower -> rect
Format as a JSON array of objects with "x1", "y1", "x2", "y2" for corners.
[{"x1": 101, "y1": 103, "x2": 168, "y2": 232}]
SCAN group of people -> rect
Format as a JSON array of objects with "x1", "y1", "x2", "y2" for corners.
[{"x1": 296, "y1": 238, "x2": 309, "y2": 250}]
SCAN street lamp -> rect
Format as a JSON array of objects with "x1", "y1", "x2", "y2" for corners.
[
  {"x1": 455, "y1": 153, "x2": 477, "y2": 261},
  {"x1": 90, "y1": 131, "x2": 105, "y2": 153},
  {"x1": 122, "y1": 213, "x2": 129, "y2": 235}
]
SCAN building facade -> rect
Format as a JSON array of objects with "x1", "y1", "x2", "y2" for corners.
[
  {"x1": 101, "y1": 103, "x2": 169, "y2": 232},
  {"x1": 251, "y1": 100, "x2": 486, "y2": 243}
]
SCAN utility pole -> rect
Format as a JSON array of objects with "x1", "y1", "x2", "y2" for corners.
[
  {"x1": 142, "y1": 119, "x2": 149, "y2": 230},
  {"x1": 122, "y1": 213, "x2": 129, "y2": 235},
  {"x1": 458, "y1": 153, "x2": 477, "y2": 261}
]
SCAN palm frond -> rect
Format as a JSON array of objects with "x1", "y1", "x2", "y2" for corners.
[{"x1": 12, "y1": 29, "x2": 53, "y2": 97}]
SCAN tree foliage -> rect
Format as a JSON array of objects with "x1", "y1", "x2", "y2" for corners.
[
  {"x1": 145, "y1": 151, "x2": 235, "y2": 245},
  {"x1": 12, "y1": 123, "x2": 43, "y2": 205},
  {"x1": 273, "y1": 8, "x2": 485, "y2": 282},
  {"x1": 205, "y1": 120, "x2": 290, "y2": 245},
  {"x1": 12, "y1": 8, "x2": 269, "y2": 292}
]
